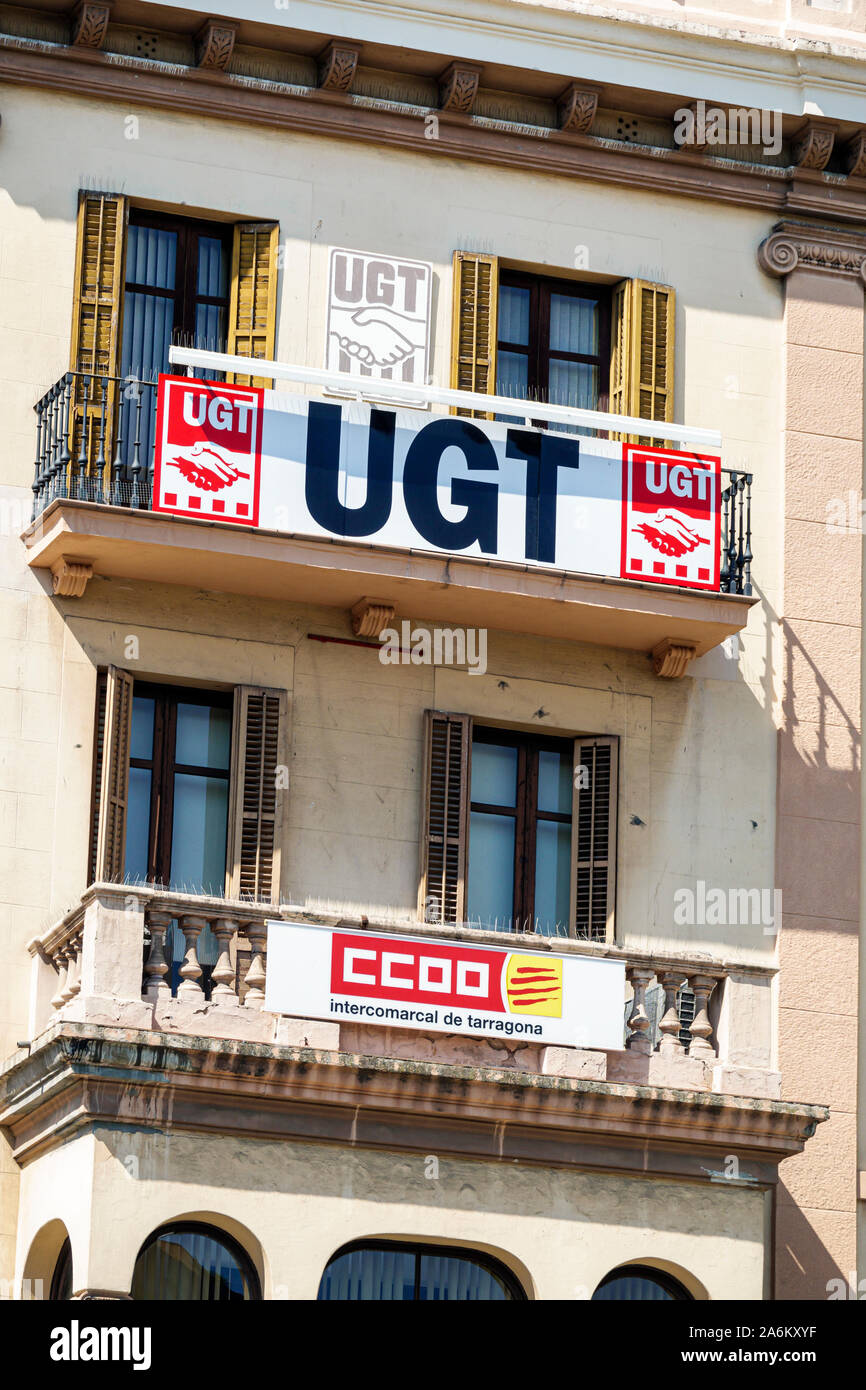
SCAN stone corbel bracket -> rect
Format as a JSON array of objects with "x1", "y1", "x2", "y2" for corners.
[
  {"x1": 676, "y1": 101, "x2": 709, "y2": 152},
  {"x1": 844, "y1": 130, "x2": 866, "y2": 179},
  {"x1": 758, "y1": 219, "x2": 866, "y2": 287},
  {"x1": 51, "y1": 556, "x2": 93, "y2": 598},
  {"x1": 318, "y1": 41, "x2": 361, "y2": 94},
  {"x1": 351, "y1": 597, "x2": 396, "y2": 639},
  {"x1": 195, "y1": 19, "x2": 238, "y2": 72},
  {"x1": 792, "y1": 119, "x2": 838, "y2": 172},
  {"x1": 439, "y1": 62, "x2": 482, "y2": 115},
  {"x1": 651, "y1": 638, "x2": 697, "y2": 679},
  {"x1": 557, "y1": 82, "x2": 601, "y2": 135},
  {"x1": 70, "y1": 1, "x2": 111, "y2": 49}
]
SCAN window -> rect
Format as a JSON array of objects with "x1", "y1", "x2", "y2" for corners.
[
  {"x1": 124, "y1": 683, "x2": 232, "y2": 895},
  {"x1": 496, "y1": 271, "x2": 610, "y2": 417},
  {"x1": 90, "y1": 669, "x2": 286, "y2": 908},
  {"x1": 317, "y1": 1241, "x2": 525, "y2": 1301},
  {"x1": 419, "y1": 712, "x2": 617, "y2": 940},
  {"x1": 130, "y1": 1223, "x2": 261, "y2": 1301},
  {"x1": 592, "y1": 1264, "x2": 693, "y2": 1301},
  {"x1": 467, "y1": 728, "x2": 574, "y2": 934},
  {"x1": 119, "y1": 211, "x2": 232, "y2": 479}
]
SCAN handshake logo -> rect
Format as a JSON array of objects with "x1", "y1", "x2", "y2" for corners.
[{"x1": 326, "y1": 247, "x2": 432, "y2": 385}]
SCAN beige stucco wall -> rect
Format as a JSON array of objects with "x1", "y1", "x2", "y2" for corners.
[
  {"x1": 14, "y1": 1126, "x2": 768, "y2": 1300},
  {"x1": 0, "y1": 80, "x2": 787, "y2": 1284}
]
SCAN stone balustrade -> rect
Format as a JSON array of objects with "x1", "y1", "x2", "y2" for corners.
[{"x1": 24, "y1": 884, "x2": 780, "y2": 1099}]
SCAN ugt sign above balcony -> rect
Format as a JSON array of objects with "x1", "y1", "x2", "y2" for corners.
[{"x1": 152, "y1": 376, "x2": 722, "y2": 590}]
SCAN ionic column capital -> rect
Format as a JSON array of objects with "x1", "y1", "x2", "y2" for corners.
[{"x1": 758, "y1": 219, "x2": 866, "y2": 287}]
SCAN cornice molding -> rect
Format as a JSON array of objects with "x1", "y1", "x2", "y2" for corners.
[
  {"x1": 1, "y1": 39, "x2": 866, "y2": 228},
  {"x1": 0, "y1": 1023, "x2": 825, "y2": 1172},
  {"x1": 758, "y1": 218, "x2": 866, "y2": 285}
]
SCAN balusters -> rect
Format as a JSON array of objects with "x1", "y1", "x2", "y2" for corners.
[
  {"x1": 50, "y1": 946, "x2": 69, "y2": 1011},
  {"x1": 143, "y1": 909, "x2": 173, "y2": 1001},
  {"x1": 686, "y1": 974, "x2": 718, "y2": 1062},
  {"x1": 741, "y1": 474, "x2": 753, "y2": 596},
  {"x1": 242, "y1": 923, "x2": 268, "y2": 1009},
  {"x1": 57, "y1": 374, "x2": 72, "y2": 500},
  {"x1": 177, "y1": 914, "x2": 207, "y2": 999},
  {"x1": 111, "y1": 389, "x2": 126, "y2": 507},
  {"x1": 625, "y1": 965, "x2": 654, "y2": 1055},
  {"x1": 657, "y1": 970, "x2": 687, "y2": 1056},
  {"x1": 211, "y1": 917, "x2": 240, "y2": 1003},
  {"x1": 130, "y1": 386, "x2": 144, "y2": 510},
  {"x1": 60, "y1": 933, "x2": 81, "y2": 1005},
  {"x1": 32, "y1": 393, "x2": 45, "y2": 521},
  {"x1": 75, "y1": 374, "x2": 90, "y2": 499},
  {"x1": 94, "y1": 376, "x2": 108, "y2": 503}
]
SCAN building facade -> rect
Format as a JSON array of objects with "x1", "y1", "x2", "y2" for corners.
[{"x1": 0, "y1": 0, "x2": 863, "y2": 1301}]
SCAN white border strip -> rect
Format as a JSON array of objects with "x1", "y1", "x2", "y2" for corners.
[{"x1": 167, "y1": 345, "x2": 722, "y2": 450}]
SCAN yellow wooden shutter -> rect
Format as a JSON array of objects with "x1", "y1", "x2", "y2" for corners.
[
  {"x1": 226, "y1": 223, "x2": 279, "y2": 388},
  {"x1": 570, "y1": 736, "x2": 618, "y2": 942},
  {"x1": 227, "y1": 686, "x2": 287, "y2": 903},
  {"x1": 450, "y1": 251, "x2": 499, "y2": 418},
  {"x1": 69, "y1": 191, "x2": 126, "y2": 488},
  {"x1": 92, "y1": 666, "x2": 134, "y2": 883},
  {"x1": 609, "y1": 278, "x2": 675, "y2": 441},
  {"x1": 417, "y1": 711, "x2": 472, "y2": 925}
]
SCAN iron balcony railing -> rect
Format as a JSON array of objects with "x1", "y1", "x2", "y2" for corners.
[{"x1": 31, "y1": 370, "x2": 754, "y2": 596}]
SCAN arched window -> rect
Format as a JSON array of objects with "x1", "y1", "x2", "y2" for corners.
[
  {"x1": 318, "y1": 1240, "x2": 525, "y2": 1301},
  {"x1": 592, "y1": 1264, "x2": 693, "y2": 1301},
  {"x1": 130, "y1": 1223, "x2": 261, "y2": 1301},
  {"x1": 50, "y1": 1237, "x2": 73, "y2": 1301}
]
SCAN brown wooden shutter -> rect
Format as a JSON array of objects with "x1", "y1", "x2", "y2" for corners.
[
  {"x1": 227, "y1": 686, "x2": 287, "y2": 903},
  {"x1": 609, "y1": 278, "x2": 675, "y2": 441},
  {"x1": 69, "y1": 192, "x2": 127, "y2": 489},
  {"x1": 92, "y1": 666, "x2": 134, "y2": 882},
  {"x1": 226, "y1": 223, "x2": 279, "y2": 389},
  {"x1": 570, "y1": 736, "x2": 618, "y2": 942},
  {"x1": 417, "y1": 711, "x2": 472, "y2": 925},
  {"x1": 450, "y1": 251, "x2": 499, "y2": 418}
]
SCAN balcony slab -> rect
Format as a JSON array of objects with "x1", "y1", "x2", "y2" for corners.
[{"x1": 24, "y1": 499, "x2": 757, "y2": 659}]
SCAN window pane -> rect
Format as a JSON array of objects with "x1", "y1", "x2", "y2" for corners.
[
  {"x1": 534, "y1": 820, "x2": 572, "y2": 936},
  {"x1": 538, "y1": 749, "x2": 572, "y2": 814},
  {"x1": 549, "y1": 294, "x2": 598, "y2": 355},
  {"x1": 131, "y1": 1227, "x2": 255, "y2": 1300},
  {"x1": 318, "y1": 1248, "x2": 416, "y2": 1300},
  {"x1": 593, "y1": 1272, "x2": 681, "y2": 1301},
  {"x1": 548, "y1": 358, "x2": 598, "y2": 411},
  {"x1": 170, "y1": 774, "x2": 228, "y2": 894},
  {"x1": 121, "y1": 289, "x2": 174, "y2": 380},
  {"x1": 467, "y1": 811, "x2": 515, "y2": 930},
  {"x1": 471, "y1": 742, "x2": 517, "y2": 807},
  {"x1": 195, "y1": 302, "x2": 228, "y2": 356},
  {"x1": 196, "y1": 236, "x2": 229, "y2": 298},
  {"x1": 498, "y1": 285, "x2": 530, "y2": 345},
  {"x1": 419, "y1": 1253, "x2": 511, "y2": 1301},
  {"x1": 124, "y1": 766, "x2": 151, "y2": 882},
  {"x1": 129, "y1": 695, "x2": 155, "y2": 761},
  {"x1": 175, "y1": 703, "x2": 231, "y2": 770},
  {"x1": 127, "y1": 225, "x2": 177, "y2": 291}
]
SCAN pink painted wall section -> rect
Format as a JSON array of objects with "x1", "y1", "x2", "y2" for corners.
[{"x1": 774, "y1": 264, "x2": 863, "y2": 1298}]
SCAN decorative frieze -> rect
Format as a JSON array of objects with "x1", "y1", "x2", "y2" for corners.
[
  {"x1": 758, "y1": 219, "x2": 866, "y2": 285},
  {"x1": 557, "y1": 83, "x2": 600, "y2": 135},
  {"x1": 439, "y1": 62, "x2": 481, "y2": 115},
  {"x1": 194, "y1": 19, "x2": 237, "y2": 72},
  {"x1": 792, "y1": 120, "x2": 837, "y2": 172},
  {"x1": 70, "y1": 1, "x2": 111, "y2": 49},
  {"x1": 318, "y1": 41, "x2": 361, "y2": 93}
]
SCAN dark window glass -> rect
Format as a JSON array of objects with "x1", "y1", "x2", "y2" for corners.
[
  {"x1": 50, "y1": 1237, "x2": 73, "y2": 1301},
  {"x1": 131, "y1": 1223, "x2": 260, "y2": 1301},
  {"x1": 496, "y1": 272, "x2": 610, "y2": 431},
  {"x1": 467, "y1": 727, "x2": 573, "y2": 935},
  {"x1": 592, "y1": 1264, "x2": 693, "y2": 1301},
  {"x1": 317, "y1": 1241, "x2": 523, "y2": 1301}
]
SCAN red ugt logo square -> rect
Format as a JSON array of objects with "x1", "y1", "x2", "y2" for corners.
[{"x1": 153, "y1": 376, "x2": 263, "y2": 526}]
